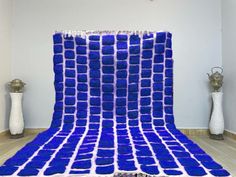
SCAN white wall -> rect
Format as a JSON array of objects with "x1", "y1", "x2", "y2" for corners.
[
  {"x1": 0, "y1": 0, "x2": 12, "y2": 133},
  {"x1": 222, "y1": 0, "x2": 236, "y2": 133},
  {"x1": 11, "y1": 0, "x2": 222, "y2": 129}
]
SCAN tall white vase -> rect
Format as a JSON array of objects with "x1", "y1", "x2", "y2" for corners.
[
  {"x1": 209, "y1": 92, "x2": 224, "y2": 136},
  {"x1": 9, "y1": 93, "x2": 24, "y2": 136}
]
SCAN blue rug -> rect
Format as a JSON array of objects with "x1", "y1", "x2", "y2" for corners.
[{"x1": 0, "y1": 31, "x2": 231, "y2": 176}]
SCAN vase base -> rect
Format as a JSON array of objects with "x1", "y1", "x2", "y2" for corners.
[
  {"x1": 210, "y1": 133, "x2": 224, "y2": 140},
  {"x1": 10, "y1": 133, "x2": 24, "y2": 139}
]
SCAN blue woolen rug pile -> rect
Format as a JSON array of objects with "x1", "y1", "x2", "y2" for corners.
[{"x1": 0, "y1": 31, "x2": 231, "y2": 177}]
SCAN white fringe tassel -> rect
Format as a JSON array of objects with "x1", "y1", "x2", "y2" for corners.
[{"x1": 55, "y1": 30, "x2": 168, "y2": 37}]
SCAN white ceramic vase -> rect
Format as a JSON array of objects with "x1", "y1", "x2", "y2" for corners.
[
  {"x1": 209, "y1": 92, "x2": 224, "y2": 135},
  {"x1": 9, "y1": 93, "x2": 24, "y2": 135}
]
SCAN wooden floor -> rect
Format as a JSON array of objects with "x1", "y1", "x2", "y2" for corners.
[
  {"x1": 190, "y1": 136, "x2": 236, "y2": 176},
  {"x1": 0, "y1": 133, "x2": 235, "y2": 176}
]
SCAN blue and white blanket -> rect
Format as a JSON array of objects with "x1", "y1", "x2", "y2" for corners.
[{"x1": 0, "y1": 31, "x2": 231, "y2": 177}]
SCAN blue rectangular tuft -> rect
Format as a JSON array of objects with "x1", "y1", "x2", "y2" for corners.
[
  {"x1": 130, "y1": 46, "x2": 140, "y2": 54},
  {"x1": 156, "y1": 32, "x2": 166, "y2": 43},
  {"x1": 102, "y1": 46, "x2": 114, "y2": 55},
  {"x1": 76, "y1": 46, "x2": 87, "y2": 54},
  {"x1": 117, "y1": 41, "x2": 127, "y2": 49},
  {"x1": 53, "y1": 55, "x2": 63, "y2": 64},
  {"x1": 166, "y1": 49, "x2": 173, "y2": 58},
  {"x1": 102, "y1": 35, "x2": 115, "y2": 45},
  {"x1": 89, "y1": 51, "x2": 100, "y2": 60},
  {"x1": 77, "y1": 56, "x2": 87, "y2": 64},
  {"x1": 75, "y1": 36, "x2": 86, "y2": 45},
  {"x1": 66, "y1": 60, "x2": 75, "y2": 68},
  {"x1": 143, "y1": 40, "x2": 154, "y2": 49},
  {"x1": 155, "y1": 44, "x2": 165, "y2": 54},
  {"x1": 89, "y1": 35, "x2": 100, "y2": 41},
  {"x1": 117, "y1": 34, "x2": 128, "y2": 41},
  {"x1": 142, "y1": 50, "x2": 153, "y2": 59},
  {"x1": 117, "y1": 51, "x2": 128, "y2": 60},
  {"x1": 54, "y1": 45, "x2": 63, "y2": 53},
  {"x1": 53, "y1": 33, "x2": 62, "y2": 44},
  {"x1": 102, "y1": 56, "x2": 114, "y2": 65},
  {"x1": 65, "y1": 50, "x2": 75, "y2": 59},
  {"x1": 89, "y1": 42, "x2": 100, "y2": 50},
  {"x1": 64, "y1": 41, "x2": 74, "y2": 49},
  {"x1": 130, "y1": 35, "x2": 140, "y2": 44}
]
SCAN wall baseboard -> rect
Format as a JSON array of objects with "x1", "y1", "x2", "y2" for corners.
[
  {"x1": 0, "y1": 130, "x2": 9, "y2": 137},
  {"x1": 179, "y1": 129, "x2": 209, "y2": 136},
  {"x1": 0, "y1": 128, "x2": 47, "y2": 137},
  {"x1": 1, "y1": 128, "x2": 236, "y2": 140},
  {"x1": 224, "y1": 130, "x2": 236, "y2": 140},
  {"x1": 180, "y1": 129, "x2": 236, "y2": 139},
  {"x1": 24, "y1": 128, "x2": 47, "y2": 135}
]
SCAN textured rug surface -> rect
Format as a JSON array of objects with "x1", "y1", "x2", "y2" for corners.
[{"x1": 0, "y1": 31, "x2": 231, "y2": 177}]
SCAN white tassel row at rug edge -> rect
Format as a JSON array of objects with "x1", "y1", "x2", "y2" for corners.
[
  {"x1": 2, "y1": 173, "x2": 226, "y2": 177},
  {"x1": 54, "y1": 30, "x2": 171, "y2": 37},
  {"x1": 0, "y1": 174, "x2": 169, "y2": 177}
]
